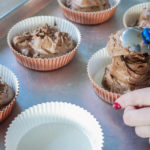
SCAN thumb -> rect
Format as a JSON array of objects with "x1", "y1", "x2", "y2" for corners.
[{"x1": 114, "y1": 88, "x2": 150, "y2": 109}]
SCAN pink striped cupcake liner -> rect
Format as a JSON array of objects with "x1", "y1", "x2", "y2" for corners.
[
  {"x1": 0, "y1": 65, "x2": 19, "y2": 122},
  {"x1": 58, "y1": 0, "x2": 120, "y2": 25},
  {"x1": 7, "y1": 16, "x2": 81, "y2": 71},
  {"x1": 87, "y1": 47, "x2": 120, "y2": 104}
]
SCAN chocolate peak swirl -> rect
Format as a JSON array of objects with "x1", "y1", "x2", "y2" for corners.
[
  {"x1": 0, "y1": 78, "x2": 15, "y2": 108},
  {"x1": 65, "y1": 0, "x2": 110, "y2": 12},
  {"x1": 103, "y1": 28, "x2": 150, "y2": 94},
  {"x1": 12, "y1": 24, "x2": 76, "y2": 58},
  {"x1": 102, "y1": 53, "x2": 150, "y2": 94},
  {"x1": 107, "y1": 29, "x2": 131, "y2": 57}
]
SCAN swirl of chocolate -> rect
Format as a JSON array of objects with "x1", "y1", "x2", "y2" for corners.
[
  {"x1": 104, "y1": 28, "x2": 150, "y2": 94},
  {"x1": 0, "y1": 79, "x2": 15, "y2": 108},
  {"x1": 102, "y1": 53, "x2": 150, "y2": 94}
]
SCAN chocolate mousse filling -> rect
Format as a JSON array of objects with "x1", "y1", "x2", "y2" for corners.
[
  {"x1": 12, "y1": 23, "x2": 76, "y2": 58},
  {"x1": 102, "y1": 53, "x2": 150, "y2": 94},
  {"x1": 65, "y1": 0, "x2": 110, "y2": 12},
  {"x1": 103, "y1": 28, "x2": 150, "y2": 94},
  {"x1": 0, "y1": 78, "x2": 15, "y2": 109}
]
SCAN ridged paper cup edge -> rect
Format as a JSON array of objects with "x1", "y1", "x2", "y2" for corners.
[
  {"x1": 7, "y1": 16, "x2": 81, "y2": 71},
  {"x1": 87, "y1": 48, "x2": 120, "y2": 104},
  {"x1": 57, "y1": 0, "x2": 120, "y2": 25},
  {"x1": 0, "y1": 64, "x2": 19, "y2": 122},
  {"x1": 123, "y1": 2, "x2": 150, "y2": 28},
  {"x1": 5, "y1": 102, "x2": 104, "y2": 150}
]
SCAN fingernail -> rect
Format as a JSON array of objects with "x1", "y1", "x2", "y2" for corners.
[
  {"x1": 135, "y1": 106, "x2": 144, "y2": 109},
  {"x1": 113, "y1": 102, "x2": 122, "y2": 110},
  {"x1": 135, "y1": 106, "x2": 140, "y2": 109}
]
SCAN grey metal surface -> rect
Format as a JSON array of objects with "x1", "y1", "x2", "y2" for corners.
[
  {"x1": 0, "y1": 0, "x2": 27, "y2": 19},
  {"x1": 0, "y1": 0, "x2": 150, "y2": 150},
  {"x1": 0, "y1": 0, "x2": 52, "y2": 38}
]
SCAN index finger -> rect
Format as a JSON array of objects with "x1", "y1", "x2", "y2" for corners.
[{"x1": 115, "y1": 88, "x2": 150, "y2": 109}]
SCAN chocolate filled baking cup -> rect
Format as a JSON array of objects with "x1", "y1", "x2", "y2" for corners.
[
  {"x1": 0, "y1": 65, "x2": 19, "y2": 122},
  {"x1": 57, "y1": 0, "x2": 120, "y2": 25},
  {"x1": 7, "y1": 16, "x2": 81, "y2": 71},
  {"x1": 5, "y1": 102, "x2": 104, "y2": 150},
  {"x1": 123, "y1": 2, "x2": 150, "y2": 28},
  {"x1": 87, "y1": 48, "x2": 120, "y2": 104}
]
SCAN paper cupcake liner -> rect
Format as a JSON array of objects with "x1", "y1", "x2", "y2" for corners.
[
  {"x1": 57, "y1": 0, "x2": 120, "y2": 25},
  {"x1": 0, "y1": 65, "x2": 19, "y2": 122},
  {"x1": 5, "y1": 102, "x2": 104, "y2": 150},
  {"x1": 87, "y1": 48, "x2": 120, "y2": 104},
  {"x1": 123, "y1": 2, "x2": 150, "y2": 28},
  {"x1": 7, "y1": 16, "x2": 81, "y2": 71}
]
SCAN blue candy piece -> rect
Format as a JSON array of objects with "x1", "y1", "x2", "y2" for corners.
[{"x1": 142, "y1": 28, "x2": 150, "y2": 45}]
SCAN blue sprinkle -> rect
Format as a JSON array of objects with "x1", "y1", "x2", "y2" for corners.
[{"x1": 142, "y1": 28, "x2": 150, "y2": 45}]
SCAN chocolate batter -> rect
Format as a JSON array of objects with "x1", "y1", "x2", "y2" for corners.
[
  {"x1": 12, "y1": 24, "x2": 76, "y2": 58},
  {"x1": 0, "y1": 78, "x2": 15, "y2": 109},
  {"x1": 65, "y1": 0, "x2": 110, "y2": 12}
]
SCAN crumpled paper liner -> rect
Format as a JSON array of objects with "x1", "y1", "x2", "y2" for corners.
[{"x1": 7, "y1": 16, "x2": 81, "y2": 71}]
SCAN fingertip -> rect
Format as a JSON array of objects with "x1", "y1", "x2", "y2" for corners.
[
  {"x1": 115, "y1": 91, "x2": 133, "y2": 109},
  {"x1": 113, "y1": 95, "x2": 127, "y2": 110},
  {"x1": 115, "y1": 88, "x2": 150, "y2": 109}
]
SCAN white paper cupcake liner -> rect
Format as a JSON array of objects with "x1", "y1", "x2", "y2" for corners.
[
  {"x1": 123, "y1": 2, "x2": 150, "y2": 28},
  {"x1": 58, "y1": 0, "x2": 120, "y2": 25},
  {"x1": 5, "y1": 102, "x2": 104, "y2": 150},
  {"x1": 0, "y1": 64, "x2": 19, "y2": 122},
  {"x1": 87, "y1": 47, "x2": 120, "y2": 104},
  {"x1": 7, "y1": 16, "x2": 81, "y2": 71}
]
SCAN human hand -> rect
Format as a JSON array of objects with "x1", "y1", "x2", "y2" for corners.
[{"x1": 113, "y1": 88, "x2": 150, "y2": 142}]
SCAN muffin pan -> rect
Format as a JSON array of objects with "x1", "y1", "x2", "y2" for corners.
[{"x1": 1, "y1": 1, "x2": 150, "y2": 150}]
